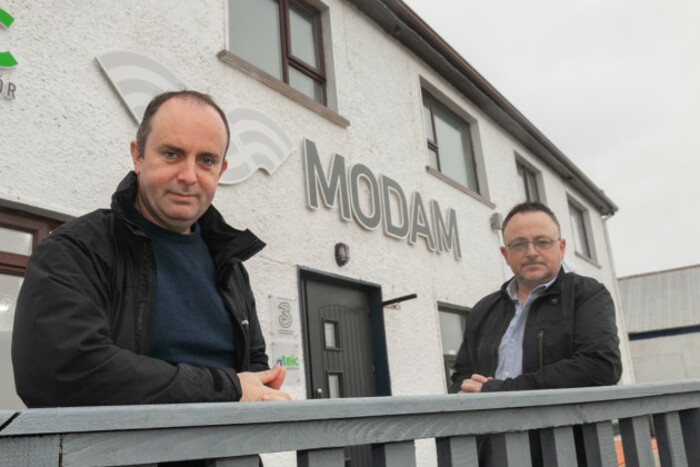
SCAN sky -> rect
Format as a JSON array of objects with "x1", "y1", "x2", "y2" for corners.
[{"x1": 402, "y1": 0, "x2": 700, "y2": 277}]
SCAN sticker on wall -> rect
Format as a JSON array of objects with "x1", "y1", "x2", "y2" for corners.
[
  {"x1": 270, "y1": 296, "x2": 296, "y2": 337},
  {"x1": 219, "y1": 108, "x2": 293, "y2": 185},
  {"x1": 0, "y1": 8, "x2": 17, "y2": 68},
  {"x1": 96, "y1": 50, "x2": 185, "y2": 122},
  {"x1": 269, "y1": 340, "x2": 302, "y2": 386}
]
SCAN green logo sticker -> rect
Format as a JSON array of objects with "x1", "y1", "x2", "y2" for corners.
[
  {"x1": 0, "y1": 8, "x2": 18, "y2": 68},
  {"x1": 276, "y1": 355, "x2": 300, "y2": 367}
]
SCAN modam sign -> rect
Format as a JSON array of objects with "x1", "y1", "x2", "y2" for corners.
[{"x1": 304, "y1": 139, "x2": 462, "y2": 260}]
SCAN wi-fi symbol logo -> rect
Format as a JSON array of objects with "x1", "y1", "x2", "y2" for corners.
[
  {"x1": 97, "y1": 50, "x2": 294, "y2": 184},
  {"x1": 219, "y1": 108, "x2": 293, "y2": 185},
  {"x1": 96, "y1": 50, "x2": 185, "y2": 123}
]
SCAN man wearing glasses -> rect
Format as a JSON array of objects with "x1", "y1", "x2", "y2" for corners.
[{"x1": 449, "y1": 201, "x2": 621, "y2": 462}]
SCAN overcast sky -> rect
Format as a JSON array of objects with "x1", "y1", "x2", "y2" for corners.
[{"x1": 403, "y1": 0, "x2": 700, "y2": 277}]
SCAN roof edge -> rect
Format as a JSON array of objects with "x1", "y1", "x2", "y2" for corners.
[
  {"x1": 349, "y1": 0, "x2": 618, "y2": 215},
  {"x1": 618, "y1": 263, "x2": 700, "y2": 281}
]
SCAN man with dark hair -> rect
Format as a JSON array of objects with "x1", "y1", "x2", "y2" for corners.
[
  {"x1": 449, "y1": 201, "x2": 621, "y2": 463},
  {"x1": 500, "y1": 201, "x2": 560, "y2": 235},
  {"x1": 12, "y1": 90, "x2": 290, "y2": 407},
  {"x1": 136, "y1": 90, "x2": 232, "y2": 158}
]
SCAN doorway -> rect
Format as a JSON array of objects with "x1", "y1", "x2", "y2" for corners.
[{"x1": 299, "y1": 269, "x2": 390, "y2": 465}]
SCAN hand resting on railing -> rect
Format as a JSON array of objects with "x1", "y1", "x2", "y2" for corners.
[
  {"x1": 238, "y1": 364, "x2": 291, "y2": 402},
  {"x1": 458, "y1": 373, "x2": 494, "y2": 393}
]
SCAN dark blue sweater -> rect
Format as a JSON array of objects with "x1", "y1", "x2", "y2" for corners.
[{"x1": 133, "y1": 211, "x2": 235, "y2": 369}]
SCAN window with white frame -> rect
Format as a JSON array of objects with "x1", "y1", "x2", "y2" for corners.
[
  {"x1": 438, "y1": 305, "x2": 469, "y2": 390},
  {"x1": 0, "y1": 208, "x2": 62, "y2": 409},
  {"x1": 422, "y1": 90, "x2": 480, "y2": 193},
  {"x1": 516, "y1": 160, "x2": 540, "y2": 203},
  {"x1": 568, "y1": 200, "x2": 594, "y2": 259},
  {"x1": 228, "y1": 0, "x2": 326, "y2": 104}
]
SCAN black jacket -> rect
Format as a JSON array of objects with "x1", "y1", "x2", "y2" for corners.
[
  {"x1": 12, "y1": 172, "x2": 269, "y2": 407},
  {"x1": 450, "y1": 269, "x2": 622, "y2": 393}
]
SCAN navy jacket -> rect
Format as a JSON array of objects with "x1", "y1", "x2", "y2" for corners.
[{"x1": 12, "y1": 172, "x2": 269, "y2": 407}]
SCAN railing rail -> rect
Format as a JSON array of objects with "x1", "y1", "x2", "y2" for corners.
[{"x1": 1, "y1": 380, "x2": 699, "y2": 466}]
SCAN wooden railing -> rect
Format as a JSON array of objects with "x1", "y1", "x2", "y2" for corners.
[{"x1": 1, "y1": 380, "x2": 699, "y2": 466}]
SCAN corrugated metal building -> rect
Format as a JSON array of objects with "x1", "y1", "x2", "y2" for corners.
[{"x1": 619, "y1": 264, "x2": 700, "y2": 382}]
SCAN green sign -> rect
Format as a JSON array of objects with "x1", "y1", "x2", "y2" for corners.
[
  {"x1": 0, "y1": 8, "x2": 18, "y2": 68},
  {"x1": 276, "y1": 355, "x2": 300, "y2": 368}
]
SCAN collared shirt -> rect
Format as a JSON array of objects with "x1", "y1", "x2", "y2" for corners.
[{"x1": 494, "y1": 275, "x2": 557, "y2": 380}]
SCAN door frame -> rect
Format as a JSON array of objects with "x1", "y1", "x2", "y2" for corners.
[{"x1": 297, "y1": 266, "x2": 391, "y2": 399}]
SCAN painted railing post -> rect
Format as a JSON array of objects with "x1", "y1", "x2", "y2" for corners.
[
  {"x1": 491, "y1": 432, "x2": 531, "y2": 467},
  {"x1": 680, "y1": 408, "x2": 699, "y2": 465},
  {"x1": 581, "y1": 421, "x2": 617, "y2": 467},
  {"x1": 372, "y1": 441, "x2": 416, "y2": 467},
  {"x1": 653, "y1": 412, "x2": 688, "y2": 467},
  {"x1": 297, "y1": 448, "x2": 346, "y2": 466},
  {"x1": 435, "y1": 435, "x2": 479, "y2": 467},
  {"x1": 540, "y1": 426, "x2": 576, "y2": 466},
  {"x1": 619, "y1": 415, "x2": 654, "y2": 467},
  {"x1": 206, "y1": 456, "x2": 260, "y2": 467}
]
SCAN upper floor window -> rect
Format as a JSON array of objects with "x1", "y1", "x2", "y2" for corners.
[
  {"x1": 228, "y1": 0, "x2": 326, "y2": 104},
  {"x1": 568, "y1": 201, "x2": 593, "y2": 259},
  {"x1": 422, "y1": 90, "x2": 479, "y2": 193},
  {"x1": 516, "y1": 161, "x2": 540, "y2": 203}
]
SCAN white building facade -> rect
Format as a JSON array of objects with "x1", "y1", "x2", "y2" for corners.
[{"x1": 0, "y1": 0, "x2": 633, "y2": 444}]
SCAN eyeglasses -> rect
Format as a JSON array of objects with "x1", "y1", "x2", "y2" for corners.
[{"x1": 505, "y1": 238, "x2": 560, "y2": 253}]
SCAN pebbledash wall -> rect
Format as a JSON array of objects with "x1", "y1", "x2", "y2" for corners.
[{"x1": 0, "y1": 0, "x2": 633, "y2": 463}]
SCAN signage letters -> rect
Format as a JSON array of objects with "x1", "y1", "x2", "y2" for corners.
[
  {"x1": 0, "y1": 75, "x2": 16, "y2": 99},
  {"x1": 304, "y1": 139, "x2": 461, "y2": 259}
]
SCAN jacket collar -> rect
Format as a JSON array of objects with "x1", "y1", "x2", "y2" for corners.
[{"x1": 110, "y1": 171, "x2": 265, "y2": 262}]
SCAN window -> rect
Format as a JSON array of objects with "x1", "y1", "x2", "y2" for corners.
[
  {"x1": 568, "y1": 201, "x2": 593, "y2": 259},
  {"x1": 0, "y1": 208, "x2": 61, "y2": 409},
  {"x1": 323, "y1": 319, "x2": 340, "y2": 350},
  {"x1": 228, "y1": 0, "x2": 326, "y2": 104},
  {"x1": 516, "y1": 161, "x2": 540, "y2": 202},
  {"x1": 422, "y1": 90, "x2": 479, "y2": 193},
  {"x1": 438, "y1": 305, "x2": 469, "y2": 390}
]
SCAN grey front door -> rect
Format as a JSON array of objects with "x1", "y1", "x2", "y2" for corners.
[
  {"x1": 302, "y1": 276, "x2": 378, "y2": 466},
  {"x1": 304, "y1": 278, "x2": 376, "y2": 400}
]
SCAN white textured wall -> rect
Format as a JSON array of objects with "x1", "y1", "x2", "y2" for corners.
[{"x1": 1, "y1": 0, "x2": 634, "y2": 463}]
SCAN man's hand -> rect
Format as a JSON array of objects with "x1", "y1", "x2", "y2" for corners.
[
  {"x1": 238, "y1": 364, "x2": 291, "y2": 401},
  {"x1": 458, "y1": 374, "x2": 493, "y2": 393},
  {"x1": 265, "y1": 363, "x2": 286, "y2": 390}
]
